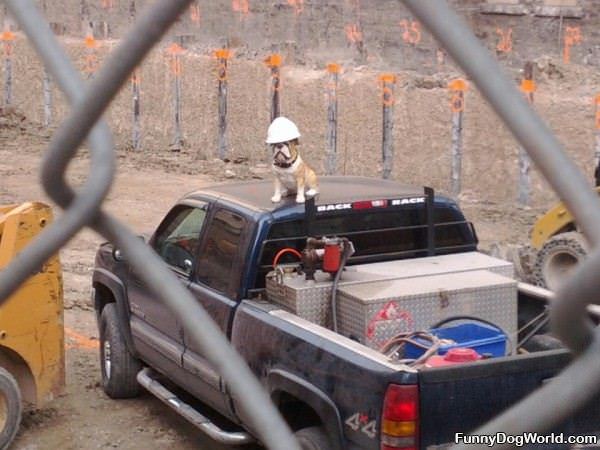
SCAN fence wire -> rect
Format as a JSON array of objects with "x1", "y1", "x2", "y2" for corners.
[
  {"x1": 0, "y1": 1, "x2": 300, "y2": 449},
  {"x1": 399, "y1": 1, "x2": 600, "y2": 449}
]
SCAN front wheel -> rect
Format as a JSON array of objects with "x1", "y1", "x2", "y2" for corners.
[
  {"x1": 0, "y1": 366, "x2": 22, "y2": 450},
  {"x1": 99, "y1": 303, "x2": 142, "y2": 399},
  {"x1": 295, "y1": 426, "x2": 332, "y2": 450}
]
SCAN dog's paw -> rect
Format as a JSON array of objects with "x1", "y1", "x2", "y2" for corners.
[
  {"x1": 271, "y1": 194, "x2": 282, "y2": 203},
  {"x1": 306, "y1": 189, "x2": 318, "y2": 197},
  {"x1": 295, "y1": 195, "x2": 305, "y2": 203}
]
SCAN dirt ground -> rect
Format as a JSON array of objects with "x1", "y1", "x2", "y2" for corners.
[{"x1": 0, "y1": 118, "x2": 543, "y2": 449}]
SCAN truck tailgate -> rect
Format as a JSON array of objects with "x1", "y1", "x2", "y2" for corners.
[{"x1": 419, "y1": 350, "x2": 600, "y2": 448}]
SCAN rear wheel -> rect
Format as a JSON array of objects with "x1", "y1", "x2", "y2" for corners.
[
  {"x1": 99, "y1": 303, "x2": 142, "y2": 398},
  {"x1": 0, "y1": 366, "x2": 21, "y2": 450},
  {"x1": 295, "y1": 426, "x2": 332, "y2": 450},
  {"x1": 533, "y1": 232, "x2": 587, "y2": 291}
]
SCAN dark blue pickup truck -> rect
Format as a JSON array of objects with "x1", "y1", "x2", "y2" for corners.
[{"x1": 91, "y1": 176, "x2": 600, "y2": 450}]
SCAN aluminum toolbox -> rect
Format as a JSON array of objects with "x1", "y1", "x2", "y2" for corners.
[
  {"x1": 266, "y1": 269, "x2": 393, "y2": 327},
  {"x1": 336, "y1": 270, "x2": 517, "y2": 351},
  {"x1": 353, "y1": 251, "x2": 514, "y2": 279}
]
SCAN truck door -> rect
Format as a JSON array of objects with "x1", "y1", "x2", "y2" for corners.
[
  {"x1": 128, "y1": 204, "x2": 207, "y2": 380},
  {"x1": 182, "y1": 207, "x2": 250, "y2": 419}
]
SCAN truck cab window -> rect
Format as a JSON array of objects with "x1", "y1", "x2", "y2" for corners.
[
  {"x1": 153, "y1": 206, "x2": 207, "y2": 275},
  {"x1": 196, "y1": 209, "x2": 246, "y2": 294}
]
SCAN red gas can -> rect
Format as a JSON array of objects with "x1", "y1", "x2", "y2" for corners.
[{"x1": 425, "y1": 348, "x2": 482, "y2": 368}]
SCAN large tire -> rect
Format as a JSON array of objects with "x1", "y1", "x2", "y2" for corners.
[
  {"x1": 99, "y1": 303, "x2": 142, "y2": 398},
  {"x1": 295, "y1": 426, "x2": 332, "y2": 450},
  {"x1": 0, "y1": 367, "x2": 22, "y2": 450},
  {"x1": 533, "y1": 232, "x2": 587, "y2": 291}
]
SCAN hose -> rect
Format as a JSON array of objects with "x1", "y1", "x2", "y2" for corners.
[
  {"x1": 272, "y1": 247, "x2": 302, "y2": 267},
  {"x1": 380, "y1": 331, "x2": 442, "y2": 366}
]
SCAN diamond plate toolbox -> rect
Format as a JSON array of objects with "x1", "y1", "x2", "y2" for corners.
[
  {"x1": 353, "y1": 251, "x2": 514, "y2": 279},
  {"x1": 336, "y1": 270, "x2": 517, "y2": 351},
  {"x1": 266, "y1": 269, "x2": 390, "y2": 327}
]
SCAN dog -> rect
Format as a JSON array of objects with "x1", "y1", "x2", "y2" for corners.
[{"x1": 271, "y1": 139, "x2": 318, "y2": 203}]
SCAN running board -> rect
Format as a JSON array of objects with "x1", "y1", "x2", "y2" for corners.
[{"x1": 136, "y1": 368, "x2": 254, "y2": 445}]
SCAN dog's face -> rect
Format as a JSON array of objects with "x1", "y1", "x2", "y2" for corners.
[{"x1": 271, "y1": 140, "x2": 298, "y2": 165}]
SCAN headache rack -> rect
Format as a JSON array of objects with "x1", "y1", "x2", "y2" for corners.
[{"x1": 252, "y1": 187, "x2": 478, "y2": 290}]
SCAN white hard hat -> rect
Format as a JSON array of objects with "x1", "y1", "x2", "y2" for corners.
[{"x1": 265, "y1": 116, "x2": 301, "y2": 144}]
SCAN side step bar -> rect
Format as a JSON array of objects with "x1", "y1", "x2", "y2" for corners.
[{"x1": 136, "y1": 368, "x2": 254, "y2": 445}]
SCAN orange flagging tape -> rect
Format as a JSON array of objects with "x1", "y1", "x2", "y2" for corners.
[
  {"x1": 520, "y1": 79, "x2": 536, "y2": 94},
  {"x1": 327, "y1": 63, "x2": 341, "y2": 74},
  {"x1": 264, "y1": 54, "x2": 282, "y2": 68},
  {"x1": 448, "y1": 78, "x2": 468, "y2": 92}
]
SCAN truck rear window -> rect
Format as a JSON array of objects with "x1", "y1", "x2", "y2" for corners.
[{"x1": 253, "y1": 206, "x2": 477, "y2": 289}]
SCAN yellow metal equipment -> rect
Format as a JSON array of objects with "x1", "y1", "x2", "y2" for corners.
[
  {"x1": 529, "y1": 189, "x2": 599, "y2": 290},
  {"x1": 0, "y1": 202, "x2": 65, "y2": 449}
]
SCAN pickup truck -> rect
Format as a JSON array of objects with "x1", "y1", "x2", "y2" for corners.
[{"x1": 91, "y1": 176, "x2": 600, "y2": 450}]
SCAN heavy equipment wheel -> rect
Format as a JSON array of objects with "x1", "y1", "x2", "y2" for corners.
[
  {"x1": 295, "y1": 426, "x2": 332, "y2": 450},
  {"x1": 99, "y1": 303, "x2": 142, "y2": 399},
  {"x1": 0, "y1": 366, "x2": 22, "y2": 450},
  {"x1": 533, "y1": 232, "x2": 587, "y2": 291}
]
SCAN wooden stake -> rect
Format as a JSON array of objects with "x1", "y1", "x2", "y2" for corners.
[
  {"x1": 215, "y1": 49, "x2": 231, "y2": 160},
  {"x1": 448, "y1": 78, "x2": 468, "y2": 198},
  {"x1": 168, "y1": 39, "x2": 184, "y2": 151},
  {"x1": 1, "y1": 19, "x2": 14, "y2": 108},
  {"x1": 518, "y1": 62, "x2": 536, "y2": 206},
  {"x1": 265, "y1": 54, "x2": 282, "y2": 122},
  {"x1": 325, "y1": 63, "x2": 340, "y2": 175},
  {"x1": 131, "y1": 70, "x2": 141, "y2": 150},
  {"x1": 379, "y1": 74, "x2": 396, "y2": 180}
]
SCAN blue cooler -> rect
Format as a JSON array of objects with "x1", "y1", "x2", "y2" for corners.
[{"x1": 403, "y1": 322, "x2": 507, "y2": 359}]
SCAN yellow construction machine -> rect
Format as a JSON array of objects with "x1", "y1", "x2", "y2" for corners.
[
  {"x1": 529, "y1": 189, "x2": 598, "y2": 290},
  {"x1": 0, "y1": 202, "x2": 65, "y2": 449}
]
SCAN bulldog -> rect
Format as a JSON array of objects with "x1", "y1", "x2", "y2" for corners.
[{"x1": 271, "y1": 139, "x2": 318, "y2": 203}]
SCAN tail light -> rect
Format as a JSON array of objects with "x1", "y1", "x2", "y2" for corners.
[{"x1": 381, "y1": 384, "x2": 419, "y2": 450}]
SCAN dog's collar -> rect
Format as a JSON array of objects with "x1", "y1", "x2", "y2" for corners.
[{"x1": 274, "y1": 156, "x2": 297, "y2": 168}]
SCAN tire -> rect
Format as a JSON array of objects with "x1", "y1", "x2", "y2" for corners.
[
  {"x1": 522, "y1": 334, "x2": 565, "y2": 353},
  {"x1": 99, "y1": 303, "x2": 142, "y2": 398},
  {"x1": 533, "y1": 232, "x2": 587, "y2": 291},
  {"x1": 295, "y1": 426, "x2": 332, "y2": 450},
  {"x1": 0, "y1": 367, "x2": 22, "y2": 450}
]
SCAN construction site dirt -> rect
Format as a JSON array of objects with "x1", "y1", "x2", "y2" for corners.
[{"x1": 0, "y1": 109, "x2": 547, "y2": 450}]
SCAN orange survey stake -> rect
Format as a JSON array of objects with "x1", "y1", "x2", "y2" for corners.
[
  {"x1": 166, "y1": 43, "x2": 184, "y2": 76},
  {"x1": 520, "y1": 79, "x2": 536, "y2": 94},
  {"x1": 378, "y1": 74, "x2": 396, "y2": 107},
  {"x1": 264, "y1": 54, "x2": 282, "y2": 68},
  {"x1": 448, "y1": 79, "x2": 468, "y2": 113}
]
